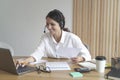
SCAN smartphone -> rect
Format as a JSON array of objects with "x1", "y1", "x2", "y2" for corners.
[{"x1": 74, "y1": 67, "x2": 90, "y2": 73}]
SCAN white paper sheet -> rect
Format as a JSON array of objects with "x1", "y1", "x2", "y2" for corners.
[
  {"x1": 46, "y1": 62, "x2": 71, "y2": 70},
  {"x1": 56, "y1": 48, "x2": 81, "y2": 58}
]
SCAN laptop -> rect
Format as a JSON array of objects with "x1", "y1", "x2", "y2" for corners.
[{"x1": 0, "y1": 48, "x2": 36, "y2": 75}]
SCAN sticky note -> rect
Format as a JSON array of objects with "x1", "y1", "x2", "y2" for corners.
[{"x1": 69, "y1": 72, "x2": 83, "y2": 78}]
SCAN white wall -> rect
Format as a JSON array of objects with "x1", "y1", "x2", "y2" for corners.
[{"x1": 0, "y1": 0, "x2": 73, "y2": 56}]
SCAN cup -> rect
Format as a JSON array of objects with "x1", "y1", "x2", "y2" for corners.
[{"x1": 95, "y1": 56, "x2": 106, "y2": 73}]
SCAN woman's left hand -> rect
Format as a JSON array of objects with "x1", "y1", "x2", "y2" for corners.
[{"x1": 71, "y1": 57, "x2": 85, "y2": 63}]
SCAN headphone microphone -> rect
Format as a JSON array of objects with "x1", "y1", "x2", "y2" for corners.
[{"x1": 44, "y1": 27, "x2": 46, "y2": 33}]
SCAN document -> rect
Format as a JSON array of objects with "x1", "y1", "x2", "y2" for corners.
[
  {"x1": 46, "y1": 62, "x2": 71, "y2": 70},
  {"x1": 56, "y1": 48, "x2": 81, "y2": 58}
]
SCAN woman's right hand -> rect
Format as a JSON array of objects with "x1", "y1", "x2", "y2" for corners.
[{"x1": 16, "y1": 57, "x2": 35, "y2": 69}]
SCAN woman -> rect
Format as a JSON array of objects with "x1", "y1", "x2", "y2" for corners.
[{"x1": 17, "y1": 9, "x2": 91, "y2": 67}]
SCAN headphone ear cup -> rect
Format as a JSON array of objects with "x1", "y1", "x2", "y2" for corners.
[{"x1": 60, "y1": 21, "x2": 64, "y2": 28}]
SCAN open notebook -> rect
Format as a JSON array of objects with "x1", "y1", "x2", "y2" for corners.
[{"x1": 78, "y1": 61, "x2": 96, "y2": 70}]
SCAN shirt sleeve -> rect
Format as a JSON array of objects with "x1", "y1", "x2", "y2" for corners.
[
  {"x1": 72, "y1": 34, "x2": 91, "y2": 61},
  {"x1": 30, "y1": 35, "x2": 46, "y2": 62},
  {"x1": 78, "y1": 47, "x2": 91, "y2": 61}
]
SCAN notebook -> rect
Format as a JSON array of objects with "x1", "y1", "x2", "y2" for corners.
[
  {"x1": 0, "y1": 48, "x2": 36, "y2": 75},
  {"x1": 78, "y1": 61, "x2": 96, "y2": 70}
]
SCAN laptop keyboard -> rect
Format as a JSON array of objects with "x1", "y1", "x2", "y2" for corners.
[{"x1": 17, "y1": 66, "x2": 35, "y2": 73}]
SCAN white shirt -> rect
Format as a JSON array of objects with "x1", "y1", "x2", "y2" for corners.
[{"x1": 31, "y1": 30, "x2": 91, "y2": 62}]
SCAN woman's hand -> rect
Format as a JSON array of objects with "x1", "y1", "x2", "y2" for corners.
[
  {"x1": 16, "y1": 57, "x2": 35, "y2": 69},
  {"x1": 71, "y1": 56, "x2": 85, "y2": 63}
]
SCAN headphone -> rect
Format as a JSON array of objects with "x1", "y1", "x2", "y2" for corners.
[
  {"x1": 60, "y1": 21, "x2": 64, "y2": 29},
  {"x1": 44, "y1": 9, "x2": 65, "y2": 33},
  {"x1": 57, "y1": 12, "x2": 64, "y2": 29}
]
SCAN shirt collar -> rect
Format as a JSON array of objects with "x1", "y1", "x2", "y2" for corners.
[
  {"x1": 60, "y1": 30, "x2": 66, "y2": 43},
  {"x1": 51, "y1": 30, "x2": 66, "y2": 44}
]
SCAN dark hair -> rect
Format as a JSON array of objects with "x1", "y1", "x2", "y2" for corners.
[{"x1": 46, "y1": 9, "x2": 70, "y2": 32}]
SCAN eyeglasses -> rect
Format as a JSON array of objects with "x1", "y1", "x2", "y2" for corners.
[{"x1": 35, "y1": 65, "x2": 51, "y2": 74}]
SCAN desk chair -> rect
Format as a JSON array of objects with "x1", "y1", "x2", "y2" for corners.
[
  {"x1": 84, "y1": 43, "x2": 89, "y2": 50},
  {"x1": 0, "y1": 42, "x2": 14, "y2": 56}
]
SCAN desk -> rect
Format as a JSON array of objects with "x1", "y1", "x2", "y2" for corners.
[{"x1": 0, "y1": 57, "x2": 109, "y2": 80}]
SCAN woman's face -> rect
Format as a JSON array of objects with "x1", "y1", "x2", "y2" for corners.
[{"x1": 46, "y1": 17, "x2": 61, "y2": 35}]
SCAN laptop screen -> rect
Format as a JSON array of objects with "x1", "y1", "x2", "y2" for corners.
[
  {"x1": 0, "y1": 48, "x2": 36, "y2": 75},
  {"x1": 0, "y1": 48, "x2": 17, "y2": 74}
]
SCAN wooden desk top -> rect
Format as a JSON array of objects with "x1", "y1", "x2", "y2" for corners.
[{"x1": 0, "y1": 57, "x2": 109, "y2": 80}]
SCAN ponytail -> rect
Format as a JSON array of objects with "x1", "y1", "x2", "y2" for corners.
[{"x1": 62, "y1": 27, "x2": 70, "y2": 32}]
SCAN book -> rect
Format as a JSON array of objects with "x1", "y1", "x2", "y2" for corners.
[
  {"x1": 107, "y1": 76, "x2": 120, "y2": 80},
  {"x1": 105, "y1": 68, "x2": 120, "y2": 80},
  {"x1": 105, "y1": 57, "x2": 120, "y2": 80}
]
